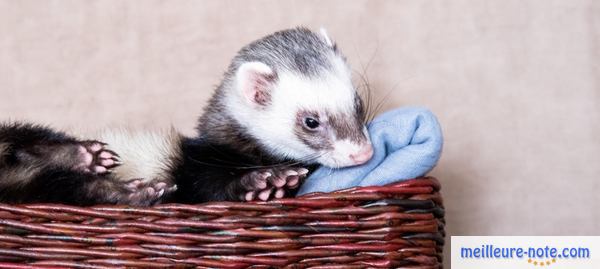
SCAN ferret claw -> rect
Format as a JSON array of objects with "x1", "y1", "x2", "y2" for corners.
[
  {"x1": 258, "y1": 188, "x2": 274, "y2": 201},
  {"x1": 124, "y1": 179, "x2": 176, "y2": 206},
  {"x1": 297, "y1": 168, "x2": 309, "y2": 176},
  {"x1": 238, "y1": 166, "x2": 310, "y2": 202},
  {"x1": 103, "y1": 149, "x2": 120, "y2": 158},
  {"x1": 274, "y1": 188, "x2": 285, "y2": 198},
  {"x1": 75, "y1": 140, "x2": 122, "y2": 175},
  {"x1": 284, "y1": 170, "x2": 298, "y2": 176}
]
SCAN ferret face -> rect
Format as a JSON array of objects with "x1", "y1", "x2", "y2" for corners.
[
  {"x1": 229, "y1": 30, "x2": 374, "y2": 168},
  {"x1": 270, "y1": 69, "x2": 374, "y2": 168}
]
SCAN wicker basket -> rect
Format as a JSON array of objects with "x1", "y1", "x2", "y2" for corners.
[{"x1": 0, "y1": 177, "x2": 444, "y2": 269}]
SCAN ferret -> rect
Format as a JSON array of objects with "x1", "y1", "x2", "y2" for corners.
[{"x1": 0, "y1": 27, "x2": 374, "y2": 206}]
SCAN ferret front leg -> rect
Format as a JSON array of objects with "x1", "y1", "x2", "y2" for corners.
[{"x1": 229, "y1": 166, "x2": 310, "y2": 201}]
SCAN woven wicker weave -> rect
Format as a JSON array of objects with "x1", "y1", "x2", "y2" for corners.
[{"x1": 0, "y1": 177, "x2": 444, "y2": 269}]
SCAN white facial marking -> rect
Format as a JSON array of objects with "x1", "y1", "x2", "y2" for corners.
[
  {"x1": 257, "y1": 58, "x2": 357, "y2": 161},
  {"x1": 226, "y1": 37, "x2": 373, "y2": 168}
]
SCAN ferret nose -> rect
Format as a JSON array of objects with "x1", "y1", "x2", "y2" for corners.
[{"x1": 349, "y1": 145, "x2": 374, "y2": 165}]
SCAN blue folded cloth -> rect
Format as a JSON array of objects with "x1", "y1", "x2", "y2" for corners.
[{"x1": 297, "y1": 107, "x2": 443, "y2": 195}]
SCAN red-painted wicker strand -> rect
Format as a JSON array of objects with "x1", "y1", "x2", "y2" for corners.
[{"x1": 0, "y1": 177, "x2": 444, "y2": 269}]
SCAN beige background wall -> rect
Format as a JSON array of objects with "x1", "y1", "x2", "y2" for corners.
[{"x1": 1, "y1": 0, "x2": 599, "y2": 266}]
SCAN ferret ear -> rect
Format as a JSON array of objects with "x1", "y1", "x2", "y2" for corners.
[
  {"x1": 319, "y1": 27, "x2": 335, "y2": 48},
  {"x1": 235, "y1": 62, "x2": 277, "y2": 107}
]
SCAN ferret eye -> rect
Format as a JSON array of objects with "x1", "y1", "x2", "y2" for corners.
[{"x1": 303, "y1": 117, "x2": 320, "y2": 129}]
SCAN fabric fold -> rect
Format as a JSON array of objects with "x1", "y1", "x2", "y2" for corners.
[{"x1": 297, "y1": 107, "x2": 443, "y2": 195}]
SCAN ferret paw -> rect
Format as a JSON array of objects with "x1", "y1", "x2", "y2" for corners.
[
  {"x1": 125, "y1": 179, "x2": 177, "y2": 206},
  {"x1": 238, "y1": 167, "x2": 309, "y2": 202},
  {"x1": 75, "y1": 140, "x2": 121, "y2": 174}
]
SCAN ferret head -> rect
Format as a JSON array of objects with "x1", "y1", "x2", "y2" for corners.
[{"x1": 223, "y1": 27, "x2": 373, "y2": 168}]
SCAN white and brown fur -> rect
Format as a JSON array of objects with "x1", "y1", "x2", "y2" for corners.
[
  {"x1": 0, "y1": 123, "x2": 166, "y2": 205},
  {"x1": 0, "y1": 27, "x2": 374, "y2": 205}
]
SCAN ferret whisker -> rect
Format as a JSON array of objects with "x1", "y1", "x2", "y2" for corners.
[
  {"x1": 356, "y1": 70, "x2": 376, "y2": 124},
  {"x1": 370, "y1": 87, "x2": 397, "y2": 122},
  {"x1": 353, "y1": 44, "x2": 379, "y2": 125},
  {"x1": 204, "y1": 151, "x2": 326, "y2": 170},
  {"x1": 274, "y1": 152, "x2": 325, "y2": 167},
  {"x1": 187, "y1": 157, "x2": 244, "y2": 169}
]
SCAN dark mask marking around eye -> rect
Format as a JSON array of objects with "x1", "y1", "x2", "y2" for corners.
[{"x1": 293, "y1": 111, "x2": 333, "y2": 151}]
